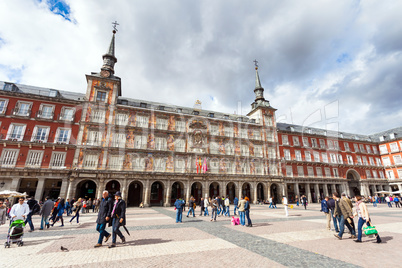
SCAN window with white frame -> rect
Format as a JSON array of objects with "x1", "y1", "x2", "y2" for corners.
[
  {"x1": 344, "y1": 142, "x2": 350, "y2": 151},
  {"x1": 372, "y1": 146, "x2": 378, "y2": 154},
  {"x1": 175, "y1": 139, "x2": 185, "y2": 152},
  {"x1": 337, "y1": 154, "x2": 343, "y2": 164},
  {"x1": 376, "y1": 158, "x2": 382, "y2": 166},
  {"x1": 210, "y1": 142, "x2": 219, "y2": 154},
  {"x1": 282, "y1": 135, "x2": 289, "y2": 145},
  {"x1": 307, "y1": 167, "x2": 314, "y2": 177},
  {"x1": 284, "y1": 149, "x2": 291, "y2": 160},
  {"x1": 134, "y1": 135, "x2": 147, "y2": 149},
  {"x1": 328, "y1": 140, "x2": 334, "y2": 149},
  {"x1": 393, "y1": 155, "x2": 402, "y2": 165},
  {"x1": 224, "y1": 126, "x2": 234, "y2": 137},
  {"x1": 0, "y1": 149, "x2": 19, "y2": 167},
  {"x1": 330, "y1": 153, "x2": 337, "y2": 163},
  {"x1": 359, "y1": 144, "x2": 365, "y2": 153},
  {"x1": 241, "y1": 145, "x2": 249, "y2": 156},
  {"x1": 38, "y1": 104, "x2": 54, "y2": 119},
  {"x1": 6, "y1": 124, "x2": 26, "y2": 141},
  {"x1": 96, "y1": 90, "x2": 108, "y2": 102},
  {"x1": 154, "y1": 157, "x2": 167, "y2": 172},
  {"x1": 136, "y1": 115, "x2": 149, "y2": 128},
  {"x1": 174, "y1": 158, "x2": 185, "y2": 172},
  {"x1": 155, "y1": 137, "x2": 167, "y2": 150},
  {"x1": 357, "y1": 156, "x2": 362, "y2": 165},
  {"x1": 400, "y1": 141, "x2": 402, "y2": 151},
  {"x1": 115, "y1": 113, "x2": 128, "y2": 125},
  {"x1": 83, "y1": 154, "x2": 99, "y2": 169},
  {"x1": 49, "y1": 152, "x2": 66, "y2": 168},
  {"x1": 379, "y1": 171, "x2": 385, "y2": 179},
  {"x1": 286, "y1": 166, "x2": 293, "y2": 177},
  {"x1": 313, "y1": 151, "x2": 320, "y2": 162},
  {"x1": 297, "y1": 166, "x2": 304, "y2": 176},
  {"x1": 398, "y1": 169, "x2": 402, "y2": 179},
  {"x1": 365, "y1": 170, "x2": 371, "y2": 178},
  {"x1": 311, "y1": 138, "x2": 317, "y2": 148},
  {"x1": 91, "y1": 110, "x2": 105, "y2": 123},
  {"x1": 25, "y1": 150, "x2": 44, "y2": 168},
  {"x1": 210, "y1": 124, "x2": 219, "y2": 135},
  {"x1": 325, "y1": 167, "x2": 331, "y2": 177},
  {"x1": 353, "y1": 144, "x2": 359, "y2": 152},
  {"x1": 31, "y1": 126, "x2": 50, "y2": 142},
  {"x1": 87, "y1": 130, "x2": 102, "y2": 146},
  {"x1": 0, "y1": 98, "x2": 8, "y2": 114},
  {"x1": 390, "y1": 142, "x2": 399, "y2": 152},
  {"x1": 322, "y1": 153, "x2": 329, "y2": 163},
  {"x1": 175, "y1": 120, "x2": 185, "y2": 132},
  {"x1": 302, "y1": 137, "x2": 309, "y2": 147},
  {"x1": 334, "y1": 141, "x2": 339, "y2": 150},
  {"x1": 254, "y1": 145, "x2": 263, "y2": 157},
  {"x1": 268, "y1": 148, "x2": 276, "y2": 159},
  {"x1": 362, "y1": 156, "x2": 368, "y2": 165},
  {"x1": 379, "y1": 145, "x2": 388, "y2": 154},
  {"x1": 225, "y1": 143, "x2": 234, "y2": 155},
  {"x1": 132, "y1": 156, "x2": 144, "y2": 171},
  {"x1": 269, "y1": 164, "x2": 277, "y2": 175},
  {"x1": 366, "y1": 145, "x2": 372, "y2": 153},
  {"x1": 293, "y1": 136, "x2": 300, "y2": 146},
  {"x1": 14, "y1": 101, "x2": 32, "y2": 116},
  {"x1": 253, "y1": 129, "x2": 261, "y2": 140},
  {"x1": 295, "y1": 150, "x2": 302, "y2": 161},
  {"x1": 112, "y1": 133, "x2": 126, "y2": 147},
  {"x1": 109, "y1": 155, "x2": 123, "y2": 170},
  {"x1": 333, "y1": 168, "x2": 339, "y2": 177},
  {"x1": 387, "y1": 170, "x2": 395, "y2": 179},
  {"x1": 305, "y1": 151, "x2": 312, "y2": 161},
  {"x1": 240, "y1": 128, "x2": 248, "y2": 138},
  {"x1": 347, "y1": 155, "x2": 353, "y2": 165},
  {"x1": 60, "y1": 107, "x2": 75, "y2": 121},
  {"x1": 369, "y1": 157, "x2": 375, "y2": 166},
  {"x1": 55, "y1": 128, "x2": 71, "y2": 144},
  {"x1": 319, "y1": 139, "x2": 326, "y2": 149},
  {"x1": 316, "y1": 167, "x2": 323, "y2": 177},
  {"x1": 156, "y1": 118, "x2": 168, "y2": 130},
  {"x1": 372, "y1": 170, "x2": 378, "y2": 178}
]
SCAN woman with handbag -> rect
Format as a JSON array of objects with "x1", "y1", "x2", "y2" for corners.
[
  {"x1": 354, "y1": 195, "x2": 381, "y2": 243},
  {"x1": 69, "y1": 198, "x2": 83, "y2": 224}
]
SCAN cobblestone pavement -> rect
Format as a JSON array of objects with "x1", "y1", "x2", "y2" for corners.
[{"x1": 0, "y1": 203, "x2": 401, "y2": 268}]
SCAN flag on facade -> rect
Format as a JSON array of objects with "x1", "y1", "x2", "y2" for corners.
[{"x1": 202, "y1": 157, "x2": 208, "y2": 173}]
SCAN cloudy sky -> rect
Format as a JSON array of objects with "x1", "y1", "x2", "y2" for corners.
[{"x1": 0, "y1": 0, "x2": 401, "y2": 135}]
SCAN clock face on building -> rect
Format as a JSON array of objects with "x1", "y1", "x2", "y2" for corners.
[{"x1": 100, "y1": 70, "x2": 110, "y2": 78}]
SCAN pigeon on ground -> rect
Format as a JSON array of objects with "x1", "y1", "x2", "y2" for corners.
[{"x1": 61, "y1": 246, "x2": 69, "y2": 252}]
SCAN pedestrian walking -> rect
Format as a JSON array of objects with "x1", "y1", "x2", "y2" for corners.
[
  {"x1": 87, "y1": 198, "x2": 92, "y2": 213},
  {"x1": 394, "y1": 196, "x2": 400, "y2": 208},
  {"x1": 283, "y1": 195, "x2": 289, "y2": 217},
  {"x1": 233, "y1": 196, "x2": 239, "y2": 215},
  {"x1": 333, "y1": 192, "x2": 356, "y2": 240},
  {"x1": 52, "y1": 198, "x2": 66, "y2": 227},
  {"x1": 238, "y1": 196, "x2": 246, "y2": 226},
  {"x1": 39, "y1": 196, "x2": 54, "y2": 230},
  {"x1": 224, "y1": 196, "x2": 230, "y2": 217},
  {"x1": 327, "y1": 196, "x2": 339, "y2": 232},
  {"x1": 244, "y1": 197, "x2": 252, "y2": 227},
  {"x1": 26, "y1": 196, "x2": 39, "y2": 232},
  {"x1": 210, "y1": 197, "x2": 218, "y2": 222},
  {"x1": 108, "y1": 191, "x2": 126, "y2": 248},
  {"x1": 385, "y1": 196, "x2": 392, "y2": 207},
  {"x1": 320, "y1": 196, "x2": 331, "y2": 230},
  {"x1": 186, "y1": 196, "x2": 196, "y2": 217},
  {"x1": 302, "y1": 195, "x2": 307, "y2": 210},
  {"x1": 69, "y1": 198, "x2": 82, "y2": 224},
  {"x1": 50, "y1": 198, "x2": 60, "y2": 224},
  {"x1": 354, "y1": 195, "x2": 381, "y2": 243},
  {"x1": 342, "y1": 193, "x2": 356, "y2": 235},
  {"x1": 199, "y1": 197, "x2": 204, "y2": 216},
  {"x1": 9, "y1": 197, "x2": 29, "y2": 223},
  {"x1": 0, "y1": 200, "x2": 7, "y2": 226},
  {"x1": 65, "y1": 199, "x2": 71, "y2": 216},
  {"x1": 174, "y1": 197, "x2": 185, "y2": 223},
  {"x1": 204, "y1": 197, "x2": 210, "y2": 216},
  {"x1": 94, "y1": 191, "x2": 112, "y2": 248},
  {"x1": 296, "y1": 195, "x2": 299, "y2": 206}
]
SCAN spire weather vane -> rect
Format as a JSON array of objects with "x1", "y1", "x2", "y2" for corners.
[
  {"x1": 253, "y1": 59, "x2": 259, "y2": 70},
  {"x1": 112, "y1": 21, "x2": 119, "y2": 33}
]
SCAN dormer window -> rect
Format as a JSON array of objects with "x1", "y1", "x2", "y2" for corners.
[
  {"x1": 49, "y1": 89, "x2": 58, "y2": 97},
  {"x1": 140, "y1": 102, "x2": 147, "y2": 108},
  {"x1": 96, "y1": 91, "x2": 107, "y2": 102},
  {"x1": 390, "y1": 133, "x2": 396, "y2": 139},
  {"x1": 192, "y1": 111, "x2": 199, "y2": 115},
  {"x1": 120, "y1": 99, "x2": 128, "y2": 105},
  {"x1": 208, "y1": 113, "x2": 214, "y2": 118},
  {"x1": 379, "y1": 136, "x2": 384, "y2": 142},
  {"x1": 223, "y1": 115, "x2": 229, "y2": 119},
  {"x1": 159, "y1": 106, "x2": 165, "y2": 111},
  {"x1": 177, "y1": 108, "x2": 182, "y2": 113}
]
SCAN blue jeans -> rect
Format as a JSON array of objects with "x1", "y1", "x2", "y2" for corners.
[
  {"x1": 239, "y1": 211, "x2": 245, "y2": 226},
  {"x1": 176, "y1": 209, "x2": 183, "y2": 223},
  {"x1": 112, "y1": 218, "x2": 124, "y2": 243},
  {"x1": 233, "y1": 206, "x2": 238, "y2": 215},
  {"x1": 387, "y1": 202, "x2": 392, "y2": 207},
  {"x1": 70, "y1": 211, "x2": 80, "y2": 223},
  {"x1": 211, "y1": 208, "x2": 217, "y2": 221},
  {"x1": 225, "y1": 206, "x2": 230, "y2": 217},
  {"x1": 269, "y1": 202, "x2": 273, "y2": 208},
  {"x1": 40, "y1": 215, "x2": 49, "y2": 229},
  {"x1": 373, "y1": 202, "x2": 377, "y2": 207},
  {"x1": 25, "y1": 212, "x2": 34, "y2": 231},
  {"x1": 245, "y1": 210, "x2": 252, "y2": 226},
  {"x1": 330, "y1": 209, "x2": 339, "y2": 232},
  {"x1": 357, "y1": 218, "x2": 381, "y2": 242},
  {"x1": 336, "y1": 215, "x2": 355, "y2": 237},
  {"x1": 296, "y1": 201, "x2": 299, "y2": 206},
  {"x1": 187, "y1": 207, "x2": 195, "y2": 217},
  {"x1": 204, "y1": 207, "x2": 209, "y2": 216},
  {"x1": 96, "y1": 223, "x2": 110, "y2": 244}
]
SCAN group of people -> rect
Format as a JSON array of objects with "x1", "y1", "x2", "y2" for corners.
[
  {"x1": 174, "y1": 195, "x2": 253, "y2": 227},
  {"x1": 321, "y1": 192, "x2": 382, "y2": 243}
]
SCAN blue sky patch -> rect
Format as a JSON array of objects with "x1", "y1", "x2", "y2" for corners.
[
  {"x1": 37, "y1": 0, "x2": 72, "y2": 21},
  {"x1": 336, "y1": 53, "x2": 351, "y2": 63},
  {"x1": 0, "y1": 64, "x2": 24, "y2": 83}
]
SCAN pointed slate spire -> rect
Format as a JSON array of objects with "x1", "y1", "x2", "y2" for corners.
[
  {"x1": 101, "y1": 29, "x2": 118, "y2": 75},
  {"x1": 255, "y1": 66, "x2": 263, "y2": 90},
  {"x1": 253, "y1": 60, "x2": 264, "y2": 101}
]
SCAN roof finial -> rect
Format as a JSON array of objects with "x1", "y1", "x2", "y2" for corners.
[
  {"x1": 253, "y1": 59, "x2": 259, "y2": 70},
  {"x1": 112, "y1": 21, "x2": 119, "y2": 34}
]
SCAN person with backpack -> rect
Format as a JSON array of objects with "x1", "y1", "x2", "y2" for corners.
[
  {"x1": 394, "y1": 196, "x2": 400, "y2": 208},
  {"x1": 174, "y1": 197, "x2": 185, "y2": 223},
  {"x1": 320, "y1": 196, "x2": 330, "y2": 230},
  {"x1": 244, "y1": 197, "x2": 252, "y2": 227},
  {"x1": 26, "y1": 196, "x2": 39, "y2": 232}
]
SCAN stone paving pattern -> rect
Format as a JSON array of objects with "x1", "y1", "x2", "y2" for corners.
[{"x1": 0, "y1": 203, "x2": 401, "y2": 268}]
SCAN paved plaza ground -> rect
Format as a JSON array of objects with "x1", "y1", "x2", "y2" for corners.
[{"x1": 0, "y1": 203, "x2": 401, "y2": 267}]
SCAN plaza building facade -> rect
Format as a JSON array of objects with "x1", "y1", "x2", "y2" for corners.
[{"x1": 1, "y1": 31, "x2": 401, "y2": 204}]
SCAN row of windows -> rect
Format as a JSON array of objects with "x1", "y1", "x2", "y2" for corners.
[
  {"x1": 2, "y1": 123, "x2": 71, "y2": 144},
  {"x1": 281, "y1": 134, "x2": 378, "y2": 154},
  {"x1": 283, "y1": 149, "x2": 382, "y2": 166},
  {"x1": 385, "y1": 169, "x2": 402, "y2": 179},
  {"x1": 382, "y1": 155, "x2": 402, "y2": 166},
  {"x1": 379, "y1": 141, "x2": 402, "y2": 154},
  {"x1": 286, "y1": 165, "x2": 385, "y2": 179},
  {"x1": 0, "y1": 98, "x2": 75, "y2": 121},
  {"x1": 0, "y1": 149, "x2": 66, "y2": 168}
]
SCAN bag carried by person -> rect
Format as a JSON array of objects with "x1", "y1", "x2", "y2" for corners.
[{"x1": 364, "y1": 222, "x2": 378, "y2": 236}]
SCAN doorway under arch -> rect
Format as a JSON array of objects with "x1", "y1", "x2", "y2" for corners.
[
  {"x1": 257, "y1": 183, "x2": 265, "y2": 202},
  {"x1": 150, "y1": 181, "x2": 164, "y2": 206},
  {"x1": 127, "y1": 181, "x2": 143, "y2": 207},
  {"x1": 209, "y1": 182, "x2": 220, "y2": 198},
  {"x1": 270, "y1": 183, "x2": 280, "y2": 204},
  {"x1": 226, "y1": 182, "x2": 236, "y2": 201},
  {"x1": 105, "y1": 180, "x2": 121, "y2": 197},
  {"x1": 76, "y1": 180, "x2": 97, "y2": 200},
  {"x1": 242, "y1": 183, "x2": 251, "y2": 202},
  {"x1": 171, "y1": 182, "x2": 184, "y2": 205},
  {"x1": 347, "y1": 169, "x2": 361, "y2": 196},
  {"x1": 191, "y1": 182, "x2": 203, "y2": 202}
]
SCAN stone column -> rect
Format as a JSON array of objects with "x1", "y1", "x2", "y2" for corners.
[
  {"x1": 97, "y1": 179, "x2": 105, "y2": 200},
  {"x1": 238, "y1": 181, "x2": 243, "y2": 198},
  {"x1": 253, "y1": 182, "x2": 258, "y2": 204},
  {"x1": 323, "y1": 184, "x2": 329, "y2": 197},
  {"x1": 331, "y1": 184, "x2": 336, "y2": 194},
  {"x1": 34, "y1": 178, "x2": 46, "y2": 201},
  {"x1": 267, "y1": 183, "x2": 271, "y2": 200},
  {"x1": 306, "y1": 183, "x2": 312, "y2": 204},
  {"x1": 164, "y1": 180, "x2": 171, "y2": 207},
  {"x1": 9, "y1": 177, "x2": 21, "y2": 191},
  {"x1": 314, "y1": 184, "x2": 320, "y2": 202},
  {"x1": 202, "y1": 181, "x2": 208, "y2": 199},
  {"x1": 59, "y1": 178, "x2": 69, "y2": 199},
  {"x1": 185, "y1": 180, "x2": 190, "y2": 203},
  {"x1": 294, "y1": 182, "x2": 300, "y2": 200},
  {"x1": 344, "y1": 183, "x2": 351, "y2": 197},
  {"x1": 121, "y1": 179, "x2": 128, "y2": 201},
  {"x1": 143, "y1": 180, "x2": 150, "y2": 207},
  {"x1": 66, "y1": 178, "x2": 74, "y2": 200}
]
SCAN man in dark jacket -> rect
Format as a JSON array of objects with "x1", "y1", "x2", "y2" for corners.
[
  {"x1": 39, "y1": 197, "x2": 54, "y2": 230},
  {"x1": 321, "y1": 196, "x2": 331, "y2": 230},
  {"x1": 94, "y1": 190, "x2": 112, "y2": 248},
  {"x1": 199, "y1": 197, "x2": 204, "y2": 216},
  {"x1": 327, "y1": 197, "x2": 339, "y2": 232},
  {"x1": 26, "y1": 196, "x2": 38, "y2": 232},
  {"x1": 109, "y1": 191, "x2": 126, "y2": 248},
  {"x1": 233, "y1": 197, "x2": 239, "y2": 215}
]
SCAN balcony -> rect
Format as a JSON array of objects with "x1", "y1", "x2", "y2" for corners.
[
  {"x1": 36, "y1": 111, "x2": 54, "y2": 120},
  {"x1": 12, "y1": 108, "x2": 31, "y2": 117}
]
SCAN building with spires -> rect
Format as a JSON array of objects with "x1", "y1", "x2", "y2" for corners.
[{"x1": 1, "y1": 30, "x2": 402, "y2": 204}]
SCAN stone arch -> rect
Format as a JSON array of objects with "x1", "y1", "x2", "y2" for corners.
[
  {"x1": 209, "y1": 181, "x2": 220, "y2": 198},
  {"x1": 346, "y1": 169, "x2": 361, "y2": 196},
  {"x1": 256, "y1": 182, "x2": 265, "y2": 202},
  {"x1": 18, "y1": 178, "x2": 38, "y2": 199},
  {"x1": 105, "y1": 179, "x2": 121, "y2": 197},
  {"x1": 191, "y1": 181, "x2": 203, "y2": 202},
  {"x1": 241, "y1": 182, "x2": 252, "y2": 202},
  {"x1": 270, "y1": 183, "x2": 281, "y2": 204},
  {"x1": 225, "y1": 182, "x2": 237, "y2": 201},
  {"x1": 75, "y1": 179, "x2": 99, "y2": 200},
  {"x1": 171, "y1": 181, "x2": 185, "y2": 205},
  {"x1": 150, "y1": 180, "x2": 165, "y2": 206},
  {"x1": 127, "y1": 180, "x2": 143, "y2": 207}
]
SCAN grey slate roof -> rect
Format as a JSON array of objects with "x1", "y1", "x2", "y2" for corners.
[
  {"x1": 0, "y1": 81, "x2": 85, "y2": 101},
  {"x1": 370, "y1": 126, "x2": 402, "y2": 142}
]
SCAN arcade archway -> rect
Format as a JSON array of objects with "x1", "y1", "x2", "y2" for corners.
[
  {"x1": 75, "y1": 180, "x2": 97, "y2": 199},
  {"x1": 191, "y1": 182, "x2": 203, "y2": 202},
  {"x1": 128, "y1": 181, "x2": 143, "y2": 207},
  {"x1": 242, "y1": 182, "x2": 251, "y2": 202},
  {"x1": 347, "y1": 170, "x2": 361, "y2": 196},
  {"x1": 171, "y1": 182, "x2": 184, "y2": 205},
  {"x1": 105, "y1": 180, "x2": 121, "y2": 197},
  {"x1": 226, "y1": 182, "x2": 236, "y2": 201},
  {"x1": 257, "y1": 183, "x2": 265, "y2": 202},
  {"x1": 270, "y1": 183, "x2": 280, "y2": 204},
  {"x1": 209, "y1": 182, "x2": 220, "y2": 198},
  {"x1": 150, "y1": 181, "x2": 164, "y2": 206}
]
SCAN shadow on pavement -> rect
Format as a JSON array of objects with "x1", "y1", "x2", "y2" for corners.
[
  {"x1": 23, "y1": 236, "x2": 74, "y2": 246},
  {"x1": 124, "y1": 238, "x2": 171, "y2": 246}
]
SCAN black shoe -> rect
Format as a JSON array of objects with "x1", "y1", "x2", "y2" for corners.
[
  {"x1": 186, "y1": 215, "x2": 189, "y2": 218},
  {"x1": 108, "y1": 243, "x2": 116, "y2": 248},
  {"x1": 354, "y1": 240, "x2": 362, "y2": 243},
  {"x1": 121, "y1": 237, "x2": 126, "y2": 244},
  {"x1": 47, "y1": 224, "x2": 50, "y2": 229}
]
